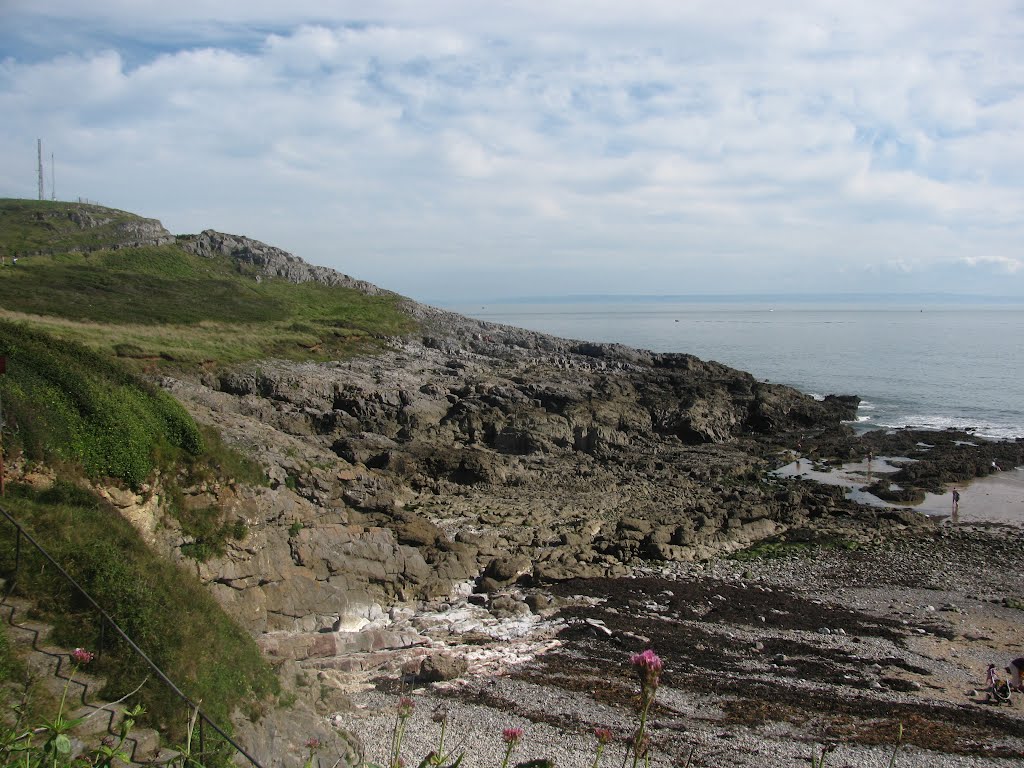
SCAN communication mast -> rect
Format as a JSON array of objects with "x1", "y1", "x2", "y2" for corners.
[
  {"x1": 51, "y1": 152, "x2": 55, "y2": 201},
  {"x1": 37, "y1": 139, "x2": 44, "y2": 200}
]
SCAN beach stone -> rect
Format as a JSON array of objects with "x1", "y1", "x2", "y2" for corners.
[
  {"x1": 525, "y1": 593, "x2": 554, "y2": 614},
  {"x1": 489, "y1": 595, "x2": 531, "y2": 618},
  {"x1": 418, "y1": 653, "x2": 469, "y2": 682}
]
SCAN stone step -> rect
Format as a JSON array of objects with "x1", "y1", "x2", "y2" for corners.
[
  {"x1": 123, "y1": 725, "x2": 162, "y2": 762},
  {"x1": 68, "y1": 701, "x2": 127, "y2": 738},
  {"x1": 142, "y1": 745, "x2": 181, "y2": 766},
  {"x1": 0, "y1": 594, "x2": 169, "y2": 767}
]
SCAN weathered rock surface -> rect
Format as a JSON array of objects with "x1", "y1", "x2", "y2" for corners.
[
  {"x1": 22, "y1": 205, "x2": 174, "y2": 254},
  {"x1": 179, "y1": 231, "x2": 386, "y2": 295}
]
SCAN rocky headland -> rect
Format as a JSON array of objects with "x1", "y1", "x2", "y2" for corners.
[{"x1": 71, "y1": 231, "x2": 1024, "y2": 765}]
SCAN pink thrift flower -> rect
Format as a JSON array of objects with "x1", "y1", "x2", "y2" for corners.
[
  {"x1": 304, "y1": 737, "x2": 322, "y2": 751},
  {"x1": 630, "y1": 649, "x2": 663, "y2": 672},
  {"x1": 71, "y1": 648, "x2": 94, "y2": 665},
  {"x1": 502, "y1": 727, "x2": 524, "y2": 745},
  {"x1": 630, "y1": 649, "x2": 663, "y2": 690},
  {"x1": 594, "y1": 728, "x2": 614, "y2": 745},
  {"x1": 397, "y1": 696, "x2": 415, "y2": 718}
]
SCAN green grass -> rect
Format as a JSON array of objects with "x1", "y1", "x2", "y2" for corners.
[
  {"x1": 0, "y1": 199, "x2": 416, "y2": 367},
  {"x1": 0, "y1": 318, "x2": 279, "y2": 736},
  {"x1": 0, "y1": 322, "x2": 266, "y2": 559},
  {"x1": 0, "y1": 482, "x2": 277, "y2": 737},
  {"x1": 0, "y1": 626, "x2": 23, "y2": 686}
]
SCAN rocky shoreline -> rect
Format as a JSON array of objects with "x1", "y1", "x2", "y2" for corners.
[
  {"x1": 134, "y1": 235, "x2": 1023, "y2": 765},
  {"x1": 238, "y1": 522, "x2": 1024, "y2": 768},
  {"x1": 6, "y1": 214, "x2": 1024, "y2": 766}
]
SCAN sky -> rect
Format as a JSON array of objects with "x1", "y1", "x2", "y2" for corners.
[{"x1": 1, "y1": 1, "x2": 1023, "y2": 303}]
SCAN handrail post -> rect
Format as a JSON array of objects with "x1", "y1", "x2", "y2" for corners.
[{"x1": 12, "y1": 528, "x2": 20, "y2": 590}]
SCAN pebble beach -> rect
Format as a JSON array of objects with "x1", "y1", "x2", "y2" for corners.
[{"x1": 320, "y1": 472, "x2": 1024, "y2": 768}]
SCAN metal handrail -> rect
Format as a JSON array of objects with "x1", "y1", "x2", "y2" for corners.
[{"x1": 0, "y1": 504, "x2": 265, "y2": 768}]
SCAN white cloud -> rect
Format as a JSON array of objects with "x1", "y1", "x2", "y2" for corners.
[
  {"x1": 962, "y1": 254, "x2": 1024, "y2": 274},
  {"x1": 0, "y1": 1, "x2": 1022, "y2": 299}
]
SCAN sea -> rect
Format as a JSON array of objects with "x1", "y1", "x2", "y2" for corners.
[{"x1": 441, "y1": 297, "x2": 1024, "y2": 442}]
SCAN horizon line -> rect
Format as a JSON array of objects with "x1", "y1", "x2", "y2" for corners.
[{"x1": 434, "y1": 291, "x2": 1024, "y2": 306}]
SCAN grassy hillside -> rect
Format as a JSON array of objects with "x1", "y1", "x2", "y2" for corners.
[
  {"x1": 0, "y1": 199, "x2": 416, "y2": 367},
  {"x1": 0, "y1": 480, "x2": 278, "y2": 737},
  {"x1": 0, "y1": 198, "x2": 418, "y2": 737},
  {"x1": 0, "y1": 199, "x2": 160, "y2": 254},
  {"x1": 0, "y1": 321, "x2": 276, "y2": 739}
]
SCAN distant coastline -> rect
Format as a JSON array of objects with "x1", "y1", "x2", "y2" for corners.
[
  {"x1": 440, "y1": 298, "x2": 1024, "y2": 441},
  {"x1": 437, "y1": 292, "x2": 1024, "y2": 307}
]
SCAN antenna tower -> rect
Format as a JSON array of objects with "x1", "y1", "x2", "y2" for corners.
[
  {"x1": 51, "y1": 152, "x2": 55, "y2": 201},
  {"x1": 37, "y1": 139, "x2": 44, "y2": 201}
]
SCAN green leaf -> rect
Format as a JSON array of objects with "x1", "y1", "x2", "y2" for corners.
[{"x1": 54, "y1": 734, "x2": 72, "y2": 755}]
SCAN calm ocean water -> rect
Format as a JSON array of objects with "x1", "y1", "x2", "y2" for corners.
[{"x1": 442, "y1": 300, "x2": 1024, "y2": 441}]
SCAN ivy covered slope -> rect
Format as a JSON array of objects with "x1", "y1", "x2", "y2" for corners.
[
  {"x1": 0, "y1": 321, "x2": 202, "y2": 486},
  {"x1": 0, "y1": 198, "x2": 416, "y2": 367}
]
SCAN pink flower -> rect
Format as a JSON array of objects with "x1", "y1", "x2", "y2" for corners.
[
  {"x1": 397, "y1": 696, "x2": 415, "y2": 718},
  {"x1": 630, "y1": 649, "x2": 663, "y2": 673},
  {"x1": 594, "y1": 728, "x2": 614, "y2": 745},
  {"x1": 630, "y1": 649, "x2": 662, "y2": 690},
  {"x1": 71, "y1": 648, "x2": 94, "y2": 665},
  {"x1": 304, "y1": 737, "x2": 322, "y2": 751},
  {"x1": 502, "y1": 727, "x2": 524, "y2": 745}
]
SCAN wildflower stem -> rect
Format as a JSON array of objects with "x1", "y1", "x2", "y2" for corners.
[
  {"x1": 499, "y1": 728, "x2": 523, "y2": 768},
  {"x1": 499, "y1": 741, "x2": 515, "y2": 768},
  {"x1": 437, "y1": 718, "x2": 447, "y2": 762},
  {"x1": 631, "y1": 693, "x2": 653, "y2": 768}
]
